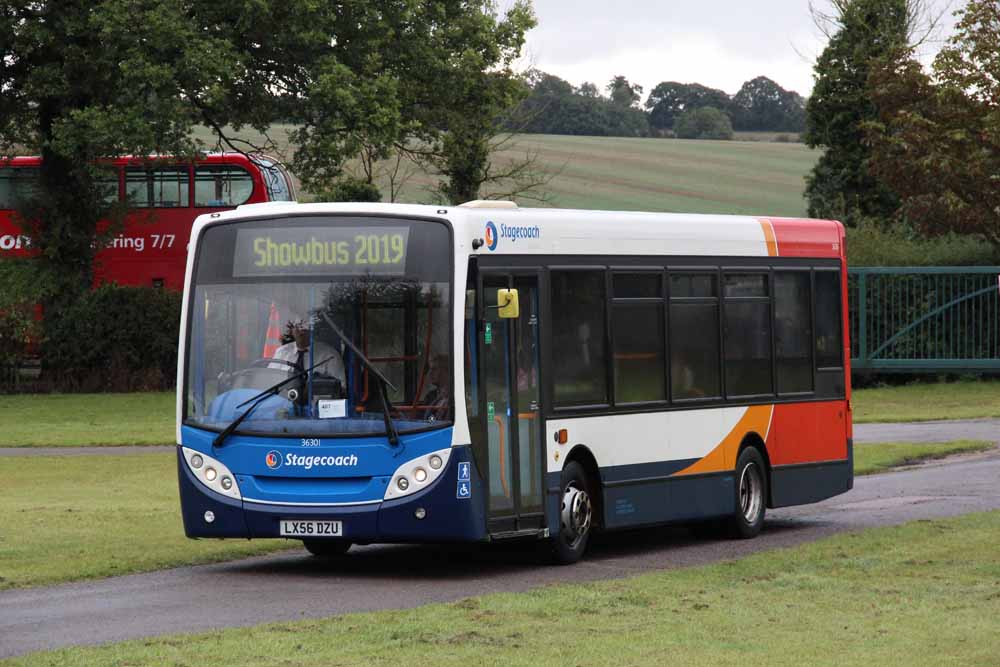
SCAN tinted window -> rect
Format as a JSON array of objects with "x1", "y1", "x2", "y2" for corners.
[
  {"x1": 126, "y1": 167, "x2": 190, "y2": 207},
  {"x1": 724, "y1": 273, "x2": 768, "y2": 297},
  {"x1": 775, "y1": 272, "x2": 813, "y2": 393},
  {"x1": 724, "y1": 301, "x2": 773, "y2": 396},
  {"x1": 0, "y1": 168, "x2": 39, "y2": 209},
  {"x1": 670, "y1": 302, "x2": 720, "y2": 400},
  {"x1": 613, "y1": 304, "x2": 665, "y2": 403},
  {"x1": 195, "y1": 166, "x2": 254, "y2": 207},
  {"x1": 614, "y1": 273, "x2": 661, "y2": 299},
  {"x1": 551, "y1": 270, "x2": 607, "y2": 405},
  {"x1": 671, "y1": 273, "x2": 716, "y2": 298},
  {"x1": 815, "y1": 271, "x2": 843, "y2": 368}
]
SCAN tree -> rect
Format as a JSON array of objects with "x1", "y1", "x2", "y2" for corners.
[
  {"x1": 606, "y1": 76, "x2": 643, "y2": 108},
  {"x1": 645, "y1": 82, "x2": 730, "y2": 134},
  {"x1": 730, "y1": 76, "x2": 806, "y2": 132},
  {"x1": 804, "y1": 0, "x2": 918, "y2": 226},
  {"x1": 673, "y1": 107, "x2": 734, "y2": 140},
  {"x1": 510, "y1": 70, "x2": 649, "y2": 138},
  {"x1": 866, "y1": 0, "x2": 1000, "y2": 247},
  {"x1": 1, "y1": 2, "x2": 537, "y2": 293}
]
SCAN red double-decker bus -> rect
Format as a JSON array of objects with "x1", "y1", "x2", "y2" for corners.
[{"x1": 0, "y1": 153, "x2": 295, "y2": 290}]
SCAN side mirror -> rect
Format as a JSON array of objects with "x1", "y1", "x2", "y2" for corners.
[{"x1": 497, "y1": 288, "x2": 519, "y2": 319}]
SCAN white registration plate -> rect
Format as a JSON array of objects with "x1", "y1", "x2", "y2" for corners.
[{"x1": 279, "y1": 520, "x2": 343, "y2": 537}]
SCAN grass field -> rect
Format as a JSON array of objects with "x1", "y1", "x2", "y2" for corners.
[
  {"x1": 853, "y1": 440, "x2": 994, "y2": 474},
  {"x1": 0, "y1": 440, "x2": 987, "y2": 591},
  {"x1": 852, "y1": 379, "x2": 1000, "y2": 423},
  {"x1": 192, "y1": 126, "x2": 817, "y2": 216},
  {"x1": 0, "y1": 393, "x2": 174, "y2": 447},
  {"x1": 7, "y1": 511, "x2": 999, "y2": 666},
  {"x1": 0, "y1": 453, "x2": 293, "y2": 590}
]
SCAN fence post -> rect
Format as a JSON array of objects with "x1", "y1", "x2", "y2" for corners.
[{"x1": 857, "y1": 271, "x2": 867, "y2": 368}]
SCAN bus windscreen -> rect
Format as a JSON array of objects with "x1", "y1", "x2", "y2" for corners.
[{"x1": 184, "y1": 216, "x2": 451, "y2": 438}]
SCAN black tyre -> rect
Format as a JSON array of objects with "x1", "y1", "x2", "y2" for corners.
[
  {"x1": 302, "y1": 538, "x2": 352, "y2": 558},
  {"x1": 551, "y1": 461, "x2": 595, "y2": 565},
  {"x1": 728, "y1": 446, "x2": 767, "y2": 539}
]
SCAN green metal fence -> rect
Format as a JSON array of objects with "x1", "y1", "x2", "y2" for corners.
[{"x1": 849, "y1": 267, "x2": 1000, "y2": 372}]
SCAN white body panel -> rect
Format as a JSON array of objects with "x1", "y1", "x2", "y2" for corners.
[{"x1": 545, "y1": 406, "x2": 751, "y2": 474}]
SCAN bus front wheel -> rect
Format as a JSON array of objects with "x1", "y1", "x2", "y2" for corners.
[
  {"x1": 729, "y1": 447, "x2": 767, "y2": 539},
  {"x1": 303, "y1": 539, "x2": 352, "y2": 558},
  {"x1": 551, "y1": 461, "x2": 594, "y2": 565}
]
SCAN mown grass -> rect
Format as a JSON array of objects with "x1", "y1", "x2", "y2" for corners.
[
  {"x1": 0, "y1": 453, "x2": 294, "y2": 590},
  {"x1": 7, "y1": 511, "x2": 999, "y2": 666},
  {"x1": 192, "y1": 126, "x2": 817, "y2": 216},
  {"x1": 852, "y1": 379, "x2": 1000, "y2": 423},
  {"x1": 854, "y1": 440, "x2": 994, "y2": 475},
  {"x1": 0, "y1": 392, "x2": 175, "y2": 447}
]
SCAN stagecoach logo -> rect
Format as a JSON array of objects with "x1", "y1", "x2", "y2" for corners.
[
  {"x1": 265, "y1": 450, "x2": 282, "y2": 469},
  {"x1": 485, "y1": 221, "x2": 498, "y2": 251},
  {"x1": 484, "y1": 220, "x2": 540, "y2": 252}
]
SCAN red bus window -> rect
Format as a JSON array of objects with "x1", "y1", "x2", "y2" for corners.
[
  {"x1": 0, "y1": 167, "x2": 39, "y2": 209},
  {"x1": 194, "y1": 166, "x2": 254, "y2": 207},
  {"x1": 126, "y1": 167, "x2": 190, "y2": 208}
]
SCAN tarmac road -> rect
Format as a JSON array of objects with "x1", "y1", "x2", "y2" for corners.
[{"x1": 2, "y1": 445, "x2": 999, "y2": 659}]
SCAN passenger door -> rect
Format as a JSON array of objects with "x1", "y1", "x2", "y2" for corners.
[{"x1": 477, "y1": 271, "x2": 544, "y2": 535}]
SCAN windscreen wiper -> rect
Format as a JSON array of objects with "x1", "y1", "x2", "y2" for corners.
[
  {"x1": 212, "y1": 354, "x2": 339, "y2": 448},
  {"x1": 320, "y1": 312, "x2": 400, "y2": 446}
]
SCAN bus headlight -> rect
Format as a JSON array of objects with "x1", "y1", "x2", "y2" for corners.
[
  {"x1": 384, "y1": 448, "x2": 452, "y2": 501},
  {"x1": 182, "y1": 447, "x2": 242, "y2": 500}
]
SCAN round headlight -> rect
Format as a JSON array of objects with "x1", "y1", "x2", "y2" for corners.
[
  {"x1": 205, "y1": 467, "x2": 218, "y2": 482},
  {"x1": 220, "y1": 476, "x2": 233, "y2": 491},
  {"x1": 397, "y1": 476, "x2": 409, "y2": 491},
  {"x1": 191, "y1": 454, "x2": 203, "y2": 469},
  {"x1": 204, "y1": 511, "x2": 215, "y2": 523},
  {"x1": 429, "y1": 455, "x2": 443, "y2": 470},
  {"x1": 414, "y1": 467, "x2": 427, "y2": 483}
]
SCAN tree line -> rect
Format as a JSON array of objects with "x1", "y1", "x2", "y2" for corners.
[{"x1": 512, "y1": 71, "x2": 807, "y2": 139}]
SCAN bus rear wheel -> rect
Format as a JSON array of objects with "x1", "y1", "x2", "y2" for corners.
[
  {"x1": 729, "y1": 447, "x2": 767, "y2": 539},
  {"x1": 303, "y1": 538, "x2": 352, "y2": 558},
  {"x1": 551, "y1": 461, "x2": 594, "y2": 565}
]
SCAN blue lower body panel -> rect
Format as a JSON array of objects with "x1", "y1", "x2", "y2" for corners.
[{"x1": 178, "y1": 445, "x2": 488, "y2": 544}]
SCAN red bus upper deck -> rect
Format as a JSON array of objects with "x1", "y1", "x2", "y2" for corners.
[{"x1": 0, "y1": 153, "x2": 295, "y2": 290}]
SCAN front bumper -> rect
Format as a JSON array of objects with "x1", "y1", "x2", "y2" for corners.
[{"x1": 177, "y1": 444, "x2": 488, "y2": 543}]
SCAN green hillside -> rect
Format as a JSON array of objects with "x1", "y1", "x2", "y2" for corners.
[
  {"x1": 495, "y1": 134, "x2": 817, "y2": 216},
  {"x1": 193, "y1": 127, "x2": 818, "y2": 217}
]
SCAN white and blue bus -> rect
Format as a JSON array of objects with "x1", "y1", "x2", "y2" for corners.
[{"x1": 177, "y1": 201, "x2": 852, "y2": 563}]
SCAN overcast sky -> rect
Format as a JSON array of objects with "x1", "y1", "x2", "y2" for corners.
[{"x1": 521, "y1": 0, "x2": 959, "y2": 99}]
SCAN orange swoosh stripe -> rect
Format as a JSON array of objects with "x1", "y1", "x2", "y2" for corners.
[
  {"x1": 759, "y1": 219, "x2": 778, "y2": 257},
  {"x1": 672, "y1": 404, "x2": 774, "y2": 476}
]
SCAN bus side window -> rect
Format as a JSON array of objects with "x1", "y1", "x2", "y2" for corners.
[
  {"x1": 126, "y1": 167, "x2": 190, "y2": 208},
  {"x1": 774, "y1": 271, "x2": 813, "y2": 394},
  {"x1": 551, "y1": 270, "x2": 608, "y2": 406},
  {"x1": 669, "y1": 272, "x2": 721, "y2": 401},
  {"x1": 195, "y1": 166, "x2": 254, "y2": 207}
]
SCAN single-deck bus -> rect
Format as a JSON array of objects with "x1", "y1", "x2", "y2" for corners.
[
  {"x1": 0, "y1": 153, "x2": 294, "y2": 290},
  {"x1": 177, "y1": 201, "x2": 852, "y2": 563}
]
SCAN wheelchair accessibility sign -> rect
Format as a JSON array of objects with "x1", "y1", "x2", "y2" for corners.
[{"x1": 457, "y1": 462, "x2": 471, "y2": 500}]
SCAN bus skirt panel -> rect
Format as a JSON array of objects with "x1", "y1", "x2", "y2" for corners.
[{"x1": 769, "y1": 438, "x2": 854, "y2": 508}]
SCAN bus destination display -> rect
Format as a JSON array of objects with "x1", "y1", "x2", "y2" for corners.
[{"x1": 233, "y1": 226, "x2": 410, "y2": 277}]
